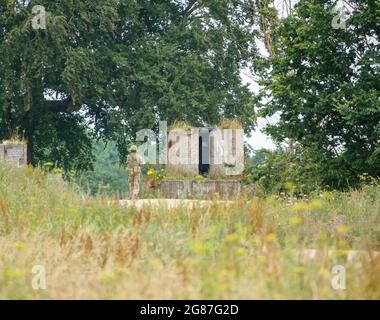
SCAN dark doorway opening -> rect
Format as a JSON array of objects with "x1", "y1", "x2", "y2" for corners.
[{"x1": 199, "y1": 134, "x2": 210, "y2": 175}]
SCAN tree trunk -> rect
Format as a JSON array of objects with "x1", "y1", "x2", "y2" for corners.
[
  {"x1": 27, "y1": 133, "x2": 33, "y2": 165},
  {"x1": 23, "y1": 111, "x2": 34, "y2": 165}
]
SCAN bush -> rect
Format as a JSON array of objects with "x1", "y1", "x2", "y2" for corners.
[{"x1": 242, "y1": 148, "x2": 325, "y2": 195}]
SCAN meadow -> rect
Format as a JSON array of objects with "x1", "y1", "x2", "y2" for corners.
[{"x1": 0, "y1": 162, "x2": 379, "y2": 299}]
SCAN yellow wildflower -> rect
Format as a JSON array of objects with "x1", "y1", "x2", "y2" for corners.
[
  {"x1": 99, "y1": 271, "x2": 117, "y2": 284},
  {"x1": 43, "y1": 162, "x2": 54, "y2": 167},
  {"x1": 235, "y1": 247, "x2": 247, "y2": 256},
  {"x1": 336, "y1": 224, "x2": 349, "y2": 234},
  {"x1": 290, "y1": 216, "x2": 303, "y2": 225},
  {"x1": 283, "y1": 182, "x2": 295, "y2": 191},
  {"x1": 290, "y1": 202, "x2": 310, "y2": 212},
  {"x1": 14, "y1": 241, "x2": 25, "y2": 250},
  {"x1": 3, "y1": 268, "x2": 23, "y2": 279},
  {"x1": 147, "y1": 168, "x2": 155, "y2": 176},
  {"x1": 225, "y1": 233, "x2": 241, "y2": 243},
  {"x1": 257, "y1": 255, "x2": 267, "y2": 263},
  {"x1": 265, "y1": 233, "x2": 276, "y2": 242},
  {"x1": 321, "y1": 192, "x2": 334, "y2": 200},
  {"x1": 190, "y1": 241, "x2": 211, "y2": 253},
  {"x1": 293, "y1": 266, "x2": 305, "y2": 274},
  {"x1": 309, "y1": 199, "x2": 325, "y2": 210}
]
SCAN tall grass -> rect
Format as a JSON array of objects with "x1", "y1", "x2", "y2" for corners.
[{"x1": 0, "y1": 161, "x2": 379, "y2": 299}]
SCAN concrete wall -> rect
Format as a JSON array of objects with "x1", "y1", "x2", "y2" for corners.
[
  {"x1": 209, "y1": 128, "x2": 244, "y2": 176},
  {"x1": 159, "y1": 179, "x2": 241, "y2": 199},
  {"x1": 166, "y1": 128, "x2": 199, "y2": 175},
  {"x1": 166, "y1": 127, "x2": 244, "y2": 177},
  {"x1": 0, "y1": 144, "x2": 27, "y2": 167}
]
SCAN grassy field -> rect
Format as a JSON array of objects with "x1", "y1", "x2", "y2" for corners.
[{"x1": 0, "y1": 162, "x2": 379, "y2": 299}]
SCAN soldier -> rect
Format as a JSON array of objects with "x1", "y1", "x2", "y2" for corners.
[{"x1": 126, "y1": 145, "x2": 145, "y2": 200}]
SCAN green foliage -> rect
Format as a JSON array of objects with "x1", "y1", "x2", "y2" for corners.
[
  {"x1": 0, "y1": 0, "x2": 258, "y2": 171},
  {"x1": 249, "y1": 148, "x2": 268, "y2": 165},
  {"x1": 76, "y1": 141, "x2": 129, "y2": 197},
  {"x1": 242, "y1": 147, "x2": 324, "y2": 195},
  {"x1": 2, "y1": 0, "x2": 379, "y2": 192},
  {"x1": 259, "y1": 0, "x2": 380, "y2": 189}
]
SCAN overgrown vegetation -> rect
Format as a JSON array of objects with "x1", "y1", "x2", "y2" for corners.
[
  {"x1": 0, "y1": 0, "x2": 379, "y2": 300},
  {"x1": 217, "y1": 119, "x2": 243, "y2": 129},
  {"x1": 258, "y1": 0, "x2": 380, "y2": 189},
  {"x1": 75, "y1": 141, "x2": 129, "y2": 197},
  {"x1": 1, "y1": 162, "x2": 379, "y2": 299},
  {"x1": 0, "y1": 0, "x2": 257, "y2": 169},
  {"x1": 1, "y1": 129, "x2": 27, "y2": 145},
  {"x1": 243, "y1": 147, "x2": 336, "y2": 195}
]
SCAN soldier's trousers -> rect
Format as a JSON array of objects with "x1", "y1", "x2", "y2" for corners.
[{"x1": 128, "y1": 173, "x2": 140, "y2": 199}]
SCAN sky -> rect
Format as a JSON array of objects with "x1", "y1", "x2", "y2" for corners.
[
  {"x1": 241, "y1": 0, "x2": 348, "y2": 150},
  {"x1": 239, "y1": 0, "x2": 300, "y2": 151},
  {"x1": 246, "y1": 118, "x2": 277, "y2": 151},
  {"x1": 240, "y1": 70, "x2": 277, "y2": 151}
]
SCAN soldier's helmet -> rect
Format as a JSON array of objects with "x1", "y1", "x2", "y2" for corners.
[{"x1": 130, "y1": 145, "x2": 138, "y2": 152}]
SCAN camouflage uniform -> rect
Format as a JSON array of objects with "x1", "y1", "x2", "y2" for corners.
[{"x1": 127, "y1": 145, "x2": 145, "y2": 199}]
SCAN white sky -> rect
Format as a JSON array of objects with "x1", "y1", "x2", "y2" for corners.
[
  {"x1": 240, "y1": 70, "x2": 277, "y2": 151},
  {"x1": 241, "y1": 0, "x2": 350, "y2": 150},
  {"x1": 239, "y1": 0, "x2": 300, "y2": 151}
]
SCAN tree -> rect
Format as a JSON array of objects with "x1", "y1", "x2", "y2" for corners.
[
  {"x1": 242, "y1": 147, "x2": 324, "y2": 195},
  {"x1": 76, "y1": 141, "x2": 130, "y2": 197},
  {"x1": 260, "y1": 0, "x2": 380, "y2": 188},
  {"x1": 0, "y1": 0, "x2": 259, "y2": 171}
]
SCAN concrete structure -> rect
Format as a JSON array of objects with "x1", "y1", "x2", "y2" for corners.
[
  {"x1": 166, "y1": 127, "x2": 244, "y2": 177},
  {"x1": 159, "y1": 179, "x2": 241, "y2": 199},
  {"x1": 0, "y1": 143, "x2": 27, "y2": 167},
  {"x1": 167, "y1": 128, "x2": 199, "y2": 175},
  {"x1": 161, "y1": 126, "x2": 244, "y2": 199}
]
